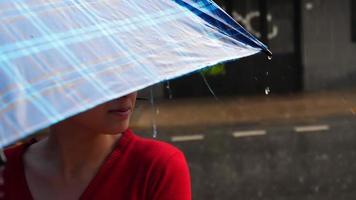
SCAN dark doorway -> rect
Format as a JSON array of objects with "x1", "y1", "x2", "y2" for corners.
[{"x1": 166, "y1": 0, "x2": 303, "y2": 98}]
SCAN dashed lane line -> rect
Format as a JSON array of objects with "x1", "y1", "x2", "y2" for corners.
[
  {"x1": 171, "y1": 134, "x2": 205, "y2": 142},
  {"x1": 232, "y1": 130, "x2": 267, "y2": 138},
  {"x1": 171, "y1": 124, "x2": 331, "y2": 142},
  {"x1": 294, "y1": 125, "x2": 330, "y2": 133}
]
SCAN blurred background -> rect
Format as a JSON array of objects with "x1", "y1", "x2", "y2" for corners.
[{"x1": 130, "y1": 0, "x2": 356, "y2": 199}]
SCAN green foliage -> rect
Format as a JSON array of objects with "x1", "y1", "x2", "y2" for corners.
[{"x1": 202, "y1": 63, "x2": 226, "y2": 76}]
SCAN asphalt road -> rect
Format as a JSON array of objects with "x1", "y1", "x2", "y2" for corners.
[{"x1": 134, "y1": 114, "x2": 356, "y2": 200}]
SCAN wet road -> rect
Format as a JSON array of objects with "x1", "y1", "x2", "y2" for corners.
[{"x1": 135, "y1": 114, "x2": 356, "y2": 200}]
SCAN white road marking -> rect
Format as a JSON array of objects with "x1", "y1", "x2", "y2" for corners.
[
  {"x1": 294, "y1": 125, "x2": 330, "y2": 133},
  {"x1": 171, "y1": 134, "x2": 204, "y2": 142},
  {"x1": 232, "y1": 130, "x2": 267, "y2": 138}
]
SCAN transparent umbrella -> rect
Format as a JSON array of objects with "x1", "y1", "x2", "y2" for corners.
[{"x1": 0, "y1": 0, "x2": 270, "y2": 150}]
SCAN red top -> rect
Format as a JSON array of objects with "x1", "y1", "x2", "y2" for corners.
[{"x1": 2, "y1": 129, "x2": 191, "y2": 200}]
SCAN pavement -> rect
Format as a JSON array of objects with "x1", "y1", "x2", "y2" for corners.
[
  {"x1": 130, "y1": 88, "x2": 356, "y2": 200},
  {"x1": 130, "y1": 88, "x2": 356, "y2": 130}
]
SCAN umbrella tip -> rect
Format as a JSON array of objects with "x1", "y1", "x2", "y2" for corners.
[{"x1": 262, "y1": 48, "x2": 273, "y2": 58}]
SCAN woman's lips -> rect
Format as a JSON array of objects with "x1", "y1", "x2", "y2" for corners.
[{"x1": 108, "y1": 108, "x2": 131, "y2": 117}]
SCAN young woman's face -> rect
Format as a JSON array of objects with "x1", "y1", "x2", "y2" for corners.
[{"x1": 65, "y1": 92, "x2": 138, "y2": 135}]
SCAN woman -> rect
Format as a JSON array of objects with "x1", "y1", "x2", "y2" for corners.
[{"x1": 1, "y1": 92, "x2": 191, "y2": 200}]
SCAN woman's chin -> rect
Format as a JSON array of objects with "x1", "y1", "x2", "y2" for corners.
[{"x1": 102, "y1": 121, "x2": 130, "y2": 135}]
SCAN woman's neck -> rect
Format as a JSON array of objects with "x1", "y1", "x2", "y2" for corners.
[{"x1": 30, "y1": 122, "x2": 122, "y2": 182}]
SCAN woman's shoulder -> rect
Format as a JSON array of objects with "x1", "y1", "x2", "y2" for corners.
[
  {"x1": 126, "y1": 130, "x2": 186, "y2": 166},
  {"x1": 126, "y1": 131, "x2": 191, "y2": 199},
  {"x1": 4, "y1": 139, "x2": 36, "y2": 162},
  {"x1": 3, "y1": 142, "x2": 30, "y2": 183},
  {"x1": 4, "y1": 143, "x2": 27, "y2": 162}
]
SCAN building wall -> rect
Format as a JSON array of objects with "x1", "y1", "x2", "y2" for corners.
[{"x1": 302, "y1": 0, "x2": 356, "y2": 91}]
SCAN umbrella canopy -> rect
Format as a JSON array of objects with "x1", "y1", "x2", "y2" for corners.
[{"x1": 0, "y1": 0, "x2": 270, "y2": 148}]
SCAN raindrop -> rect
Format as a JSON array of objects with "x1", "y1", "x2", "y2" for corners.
[
  {"x1": 152, "y1": 123, "x2": 158, "y2": 138},
  {"x1": 265, "y1": 87, "x2": 271, "y2": 95},
  {"x1": 149, "y1": 87, "x2": 158, "y2": 138},
  {"x1": 305, "y1": 2, "x2": 314, "y2": 10},
  {"x1": 200, "y1": 71, "x2": 219, "y2": 100},
  {"x1": 298, "y1": 176, "x2": 305, "y2": 183},
  {"x1": 266, "y1": 71, "x2": 269, "y2": 76},
  {"x1": 165, "y1": 81, "x2": 173, "y2": 99},
  {"x1": 314, "y1": 185, "x2": 320, "y2": 193},
  {"x1": 337, "y1": 154, "x2": 342, "y2": 159},
  {"x1": 0, "y1": 149, "x2": 6, "y2": 165},
  {"x1": 267, "y1": 55, "x2": 272, "y2": 60},
  {"x1": 321, "y1": 154, "x2": 329, "y2": 160}
]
